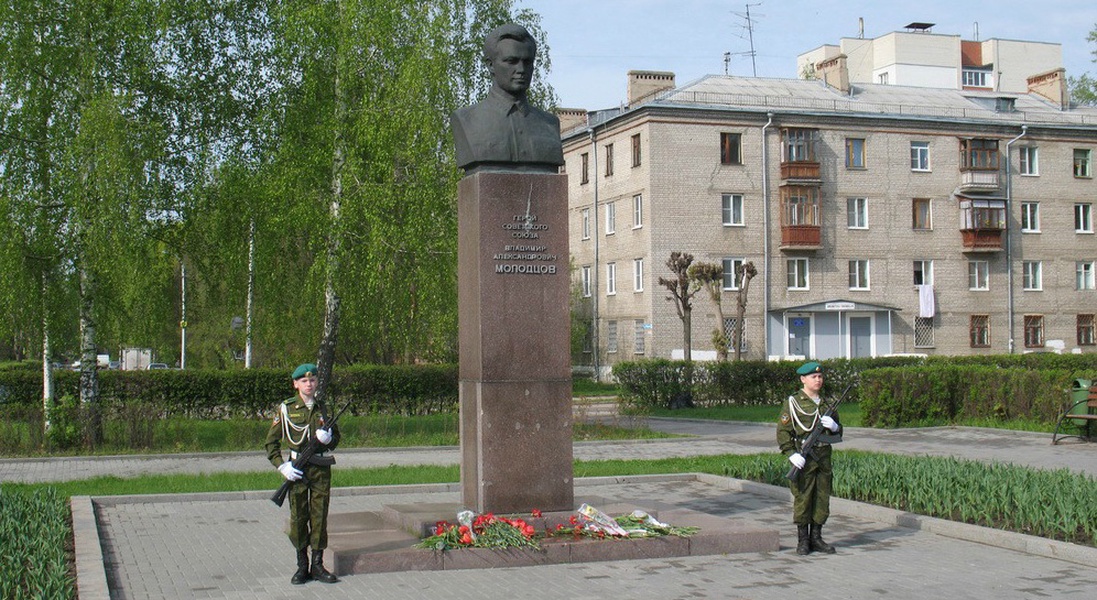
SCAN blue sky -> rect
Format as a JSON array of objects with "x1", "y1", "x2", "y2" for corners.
[{"x1": 518, "y1": 0, "x2": 1097, "y2": 109}]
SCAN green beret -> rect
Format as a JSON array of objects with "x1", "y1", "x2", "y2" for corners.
[
  {"x1": 292, "y1": 363, "x2": 317, "y2": 380},
  {"x1": 796, "y1": 361, "x2": 823, "y2": 376}
]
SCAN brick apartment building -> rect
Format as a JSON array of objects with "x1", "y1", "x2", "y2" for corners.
[{"x1": 560, "y1": 59, "x2": 1097, "y2": 376}]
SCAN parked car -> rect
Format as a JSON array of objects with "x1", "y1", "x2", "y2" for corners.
[{"x1": 147, "y1": 363, "x2": 170, "y2": 370}]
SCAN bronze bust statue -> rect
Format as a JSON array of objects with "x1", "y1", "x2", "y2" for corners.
[{"x1": 451, "y1": 23, "x2": 565, "y2": 174}]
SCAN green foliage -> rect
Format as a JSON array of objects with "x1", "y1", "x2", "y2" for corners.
[
  {"x1": 0, "y1": 486, "x2": 74, "y2": 600},
  {"x1": 859, "y1": 365, "x2": 1091, "y2": 427}
]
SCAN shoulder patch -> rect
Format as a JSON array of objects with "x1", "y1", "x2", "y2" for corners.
[{"x1": 780, "y1": 413, "x2": 791, "y2": 425}]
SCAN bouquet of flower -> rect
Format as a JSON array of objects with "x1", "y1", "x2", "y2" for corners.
[{"x1": 416, "y1": 509, "x2": 540, "y2": 551}]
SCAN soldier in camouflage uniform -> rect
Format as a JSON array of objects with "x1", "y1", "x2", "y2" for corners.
[
  {"x1": 776, "y1": 361, "x2": 843, "y2": 555},
  {"x1": 266, "y1": 363, "x2": 341, "y2": 584}
]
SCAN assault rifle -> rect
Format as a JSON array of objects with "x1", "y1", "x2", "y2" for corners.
[
  {"x1": 785, "y1": 383, "x2": 853, "y2": 482},
  {"x1": 270, "y1": 399, "x2": 354, "y2": 507}
]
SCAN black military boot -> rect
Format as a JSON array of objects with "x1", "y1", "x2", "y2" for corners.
[
  {"x1": 311, "y1": 549, "x2": 339, "y2": 584},
  {"x1": 290, "y1": 547, "x2": 311, "y2": 585},
  {"x1": 796, "y1": 524, "x2": 811, "y2": 555},
  {"x1": 809, "y1": 524, "x2": 836, "y2": 554}
]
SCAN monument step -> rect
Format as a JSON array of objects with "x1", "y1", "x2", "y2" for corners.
[{"x1": 327, "y1": 501, "x2": 778, "y2": 576}]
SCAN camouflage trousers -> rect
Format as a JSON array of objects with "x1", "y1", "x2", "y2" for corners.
[
  {"x1": 788, "y1": 447, "x2": 832, "y2": 525},
  {"x1": 287, "y1": 464, "x2": 332, "y2": 550}
]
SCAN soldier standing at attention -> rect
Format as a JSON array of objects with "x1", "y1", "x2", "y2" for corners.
[
  {"x1": 776, "y1": 361, "x2": 843, "y2": 555},
  {"x1": 266, "y1": 363, "x2": 340, "y2": 584}
]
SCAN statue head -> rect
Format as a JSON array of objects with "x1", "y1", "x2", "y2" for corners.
[{"x1": 483, "y1": 23, "x2": 537, "y2": 99}]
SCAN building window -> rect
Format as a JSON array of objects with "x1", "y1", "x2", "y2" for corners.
[
  {"x1": 605, "y1": 202, "x2": 616, "y2": 234},
  {"x1": 582, "y1": 321, "x2": 592, "y2": 353},
  {"x1": 604, "y1": 143, "x2": 614, "y2": 176},
  {"x1": 632, "y1": 194, "x2": 643, "y2": 228},
  {"x1": 1077, "y1": 203, "x2": 1093, "y2": 233},
  {"x1": 1079, "y1": 314, "x2": 1096, "y2": 346},
  {"x1": 1074, "y1": 149, "x2": 1092, "y2": 178},
  {"x1": 580, "y1": 152, "x2": 589, "y2": 184},
  {"x1": 910, "y1": 141, "x2": 930, "y2": 171},
  {"x1": 722, "y1": 258, "x2": 745, "y2": 290},
  {"x1": 633, "y1": 258, "x2": 644, "y2": 292},
  {"x1": 845, "y1": 138, "x2": 865, "y2": 169},
  {"x1": 606, "y1": 262, "x2": 616, "y2": 295},
  {"x1": 878, "y1": 72, "x2": 889, "y2": 85},
  {"x1": 631, "y1": 134, "x2": 641, "y2": 167},
  {"x1": 848, "y1": 259, "x2": 870, "y2": 290},
  {"x1": 720, "y1": 132, "x2": 742, "y2": 165},
  {"x1": 914, "y1": 316, "x2": 934, "y2": 348},
  {"x1": 782, "y1": 128, "x2": 817, "y2": 162},
  {"x1": 969, "y1": 260, "x2": 989, "y2": 291},
  {"x1": 962, "y1": 69, "x2": 991, "y2": 88},
  {"x1": 1022, "y1": 261, "x2": 1043, "y2": 291},
  {"x1": 634, "y1": 319, "x2": 645, "y2": 354},
  {"x1": 722, "y1": 193, "x2": 744, "y2": 226},
  {"x1": 787, "y1": 258, "x2": 809, "y2": 290},
  {"x1": 781, "y1": 186, "x2": 820, "y2": 226},
  {"x1": 913, "y1": 260, "x2": 934, "y2": 286},
  {"x1": 1020, "y1": 202, "x2": 1040, "y2": 233},
  {"x1": 723, "y1": 317, "x2": 746, "y2": 351},
  {"x1": 912, "y1": 198, "x2": 931, "y2": 230},
  {"x1": 1078, "y1": 261, "x2": 1096, "y2": 290},
  {"x1": 581, "y1": 265, "x2": 591, "y2": 297},
  {"x1": 960, "y1": 138, "x2": 999, "y2": 170},
  {"x1": 607, "y1": 320, "x2": 618, "y2": 353},
  {"x1": 970, "y1": 315, "x2": 990, "y2": 348},
  {"x1": 1019, "y1": 147, "x2": 1039, "y2": 176},
  {"x1": 847, "y1": 197, "x2": 868, "y2": 229},
  {"x1": 1024, "y1": 315, "x2": 1045, "y2": 348},
  {"x1": 580, "y1": 208, "x2": 590, "y2": 240}
]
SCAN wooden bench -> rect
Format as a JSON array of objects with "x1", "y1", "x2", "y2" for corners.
[{"x1": 1052, "y1": 382, "x2": 1097, "y2": 445}]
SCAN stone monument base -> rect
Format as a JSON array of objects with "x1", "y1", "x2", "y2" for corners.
[{"x1": 325, "y1": 497, "x2": 778, "y2": 575}]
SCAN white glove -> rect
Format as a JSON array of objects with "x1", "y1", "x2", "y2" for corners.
[
  {"x1": 788, "y1": 453, "x2": 806, "y2": 469},
  {"x1": 278, "y1": 461, "x2": 303, "y2": 482},
  {"x1": 820, "y1": 415, "x2": 838, "y2": 432},
  {"x1": 315, "y1": 428, "x2": 333, "y2": 445}
]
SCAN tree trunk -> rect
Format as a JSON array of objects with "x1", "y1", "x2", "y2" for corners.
[
  {"x1": 78, "y1": 262, "x2": 101, "y2": 447},
  {"x1": 245, "y1": 218, "x2": 255, "y2": 368},
  {"x1": 316, "y1": 31, "x2": 346, "y2": 405},
  {"x1": 41, "y1": 275, "x2": 53, "y2": 436},
  {"x1": 683, "y1": 307, "x2": 692, "y2": 363}
]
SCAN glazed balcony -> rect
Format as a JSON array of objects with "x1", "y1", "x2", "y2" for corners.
[{"x1": 958, "y1": 195, "x2": 1006, "y2": 252}]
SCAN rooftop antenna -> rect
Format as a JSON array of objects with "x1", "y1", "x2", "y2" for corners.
[
  {"x1": 731, "y1": 3, "x2": 763, "y2": 77},
  {"x1": 724, "y1": 52, "x2": 731, "y2": 75}
]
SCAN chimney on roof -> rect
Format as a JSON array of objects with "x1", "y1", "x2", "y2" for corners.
[
  {"x1": 627, "y1": 70, "x2": 675, "y2": 107},
  {"x1": 1027, "y1": 68, "x2": 1069, "y2": 110},
  {"x1": 555, "y1": 108, "x2": 588, "y2": 134},
  {"x1": 816, "y1": 54, "x2": 851, "y2": 95}
]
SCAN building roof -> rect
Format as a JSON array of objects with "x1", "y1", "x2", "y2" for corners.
[{"x1": 565, "y1": 74, "x2": 1097, "y2": 139}]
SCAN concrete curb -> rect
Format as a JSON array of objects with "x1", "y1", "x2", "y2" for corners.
[{"x1": 71, "y1": 496, "x2": 110, "y2": 600}]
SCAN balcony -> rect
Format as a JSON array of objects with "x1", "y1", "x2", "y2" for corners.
[
  {"x1": 780, "y1": 225, "x2": 822, "y2": 250},
  {"x1": 961, "y1": 228, "x2": 1003, "y2": 252},
  {"x1": 959, "y1": 169, "x2": 1000, "y2": 193},
  {"x1": 780, "y1": 161, "x2": 820, "y2": 182},
  {"x1": 958, "y1": 195, "x2": 1006, "y2": 252}
]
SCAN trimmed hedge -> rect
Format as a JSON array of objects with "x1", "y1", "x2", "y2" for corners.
[
  {"x1": 613, "y1": 355, "x2": 1097, "y2": 427},
  {"x1": 858, "y1": 365, "x2": 1091, "y2": 427},
  {"x1": 0, "y1": 364, "x2": 458, "y2": 419}
]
